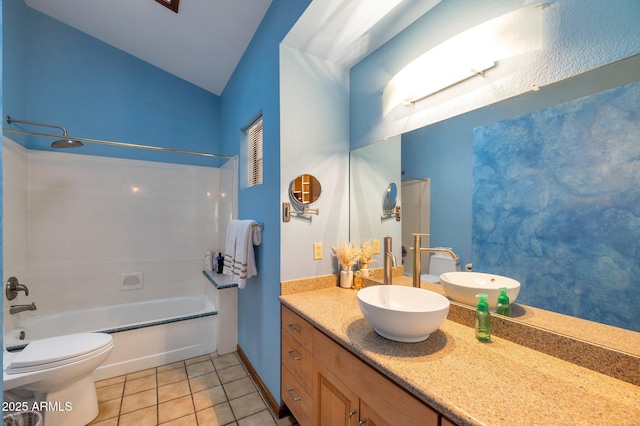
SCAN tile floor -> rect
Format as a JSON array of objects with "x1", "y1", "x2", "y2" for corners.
[{"x1": 89, "y1": 352, "x2": 298, "y2": 426}]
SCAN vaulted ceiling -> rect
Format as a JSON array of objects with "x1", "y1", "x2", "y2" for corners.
[{"x1": 25, "y1": 0, "x2": 273, "y2": 95}]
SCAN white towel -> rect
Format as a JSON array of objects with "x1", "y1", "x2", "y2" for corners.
[{"x1": 223, "y1": 220, "x2": 261, "y2": 288}]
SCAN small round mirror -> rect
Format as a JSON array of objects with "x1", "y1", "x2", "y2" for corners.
[
  {"x1": 385, "y1": 183, "x2": 397, "y2": 210},
  {"x1": 290, "y1": 174, "x2": 322, "y2": 205}
]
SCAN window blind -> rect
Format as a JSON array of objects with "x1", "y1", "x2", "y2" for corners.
[{"x1": 247, "y1": 117, "x2": 263, "y2": 187}]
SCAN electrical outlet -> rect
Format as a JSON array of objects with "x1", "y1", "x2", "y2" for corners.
[
  {"x1": 313, "y1": 242, "x2": 323, "y2": 260},
  {"x1": 372, "y1": 239, "x2": 381, "y2": 254}
]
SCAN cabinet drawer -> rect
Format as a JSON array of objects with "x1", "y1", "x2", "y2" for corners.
[
  {"x1": 282, "y1": 328, "x2": 314, "y2": 395},
  {"x1": 282, "y1": 306, "x2": 314, "y2": 352},
  {"x1": 314, "y1": 329, "x2": 439, "y2": 426},
  {"x1": 282, "y1": 363, "x2": 314, "y2": 426}
]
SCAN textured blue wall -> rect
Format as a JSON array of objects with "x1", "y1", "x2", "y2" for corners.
[
  {"x1": 473, "y1": 81, "x2": 640, "y2": 331},
  {"x1": 219, "y1": 0, "x2": 310, "y2": 403},
  {"x1": 4, "y1": 3, "x2": 222, "y2": 167}
]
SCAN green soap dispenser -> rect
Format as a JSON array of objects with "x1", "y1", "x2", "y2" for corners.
[
  {"x1": 496, "y1": 287, "x2": 511, "y2": 317},
  {"x1": 475, "y1": 293, "x2": 491, "y2": 342}
]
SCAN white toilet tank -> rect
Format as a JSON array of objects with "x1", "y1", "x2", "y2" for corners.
[
  {"x1": 429, "y1": 251, "x2": 461, "y2": 276},
  {"x1": 420, "y1": 249, "x2": 461, "y2": 283}
]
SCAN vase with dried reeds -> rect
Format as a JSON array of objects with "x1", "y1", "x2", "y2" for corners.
[
  {"x1": 358, "y1": 239, "x2": 376, "y2": 277},
  {"x1": 332, "y1": 239, "x2": 361, "y2": 288}
]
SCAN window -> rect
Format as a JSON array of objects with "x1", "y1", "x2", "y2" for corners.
[{"x1": 246, "y1": 117, "x2": 263, "y2": 187}]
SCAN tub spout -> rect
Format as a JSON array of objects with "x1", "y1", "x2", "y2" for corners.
[{"x1": 10, "y1": 302, "x2": 37, "y2": 314}]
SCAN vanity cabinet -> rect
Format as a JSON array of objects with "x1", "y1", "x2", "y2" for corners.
[
  {"x1": 281, "y1": 306, "x2": 316, "y2": 425},
  {"x1": 281, "y1": 305, "x2": 446, "y2": 426}
]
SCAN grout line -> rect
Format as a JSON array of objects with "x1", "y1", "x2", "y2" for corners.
[{"x1": 94, "y1": 352, "x2": 292, "y2": 426}]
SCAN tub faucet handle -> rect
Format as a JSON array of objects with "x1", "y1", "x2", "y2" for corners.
[{"x1": 6, "y1": 277, "x2": 29, "y2": 300}]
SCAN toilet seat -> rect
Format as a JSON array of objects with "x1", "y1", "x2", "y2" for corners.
[{"x1": 6, "y1": 333, "x2": 113, "y2": 374}]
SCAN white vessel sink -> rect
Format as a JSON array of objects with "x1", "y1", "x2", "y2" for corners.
[
  {"x1": 439, "y1": 272, "x2": 520, "y2": 309},
  {"x1": 357, "y1": 285, "x2": 450, "y2": 343}
]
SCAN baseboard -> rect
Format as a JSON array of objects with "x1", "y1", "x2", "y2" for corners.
[{"x1": 237, "y1": 344, "x2": 290, "y2": 419}]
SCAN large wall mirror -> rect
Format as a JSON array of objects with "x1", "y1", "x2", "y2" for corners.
[{"x1": 350, "y1": 55, "x2": 640, "y2": 338}]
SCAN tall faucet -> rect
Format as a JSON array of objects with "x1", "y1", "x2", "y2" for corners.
[
  {"x1": 10, "y1": 302, "x2": 37, "y2": 314},
  {"x1": 383, "y1": 236, "x2": 397, "y2": 285},
  {"x1": 411, "y1": 233, "x2": 458, "y2": 288}
]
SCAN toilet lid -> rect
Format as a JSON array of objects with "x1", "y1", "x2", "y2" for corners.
[{"x1": 6, "y1": 333, "x2": 113, "y2": 374}]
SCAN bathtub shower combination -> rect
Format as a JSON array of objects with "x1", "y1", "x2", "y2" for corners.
[{"x1": 5, "y1": 287, "x2": 238, "y2": 381}]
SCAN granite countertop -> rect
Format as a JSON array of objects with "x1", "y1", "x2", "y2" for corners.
[{"x1": 279, "y1": 286, "x2": 640, "y2": 426}]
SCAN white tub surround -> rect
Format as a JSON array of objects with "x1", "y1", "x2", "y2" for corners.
[{"x1": 202, "y1": 271, "x2": 239, "y2": 355}]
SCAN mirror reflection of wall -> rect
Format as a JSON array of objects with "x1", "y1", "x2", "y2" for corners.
[
  {"x1": 350, "y1": 136, "x2": 402, "y2": 265},
  {"x1": 473, "y1": 79, "x2": 640, "y2": 332},
  {"x1": 351, "y1": 55, "x2": 640, "y2": 332}
]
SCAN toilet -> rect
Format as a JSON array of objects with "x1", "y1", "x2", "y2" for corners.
[
  {"x1": 421, "y1": 249, "x2": 461, "y2": 283},
  {"x1": 3, "y1": 332, "x2": 114, "y2": 426}
]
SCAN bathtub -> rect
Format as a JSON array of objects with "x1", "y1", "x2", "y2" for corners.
[{"x1": 4, "y1": 294, "x2": 220, "y2": 381}]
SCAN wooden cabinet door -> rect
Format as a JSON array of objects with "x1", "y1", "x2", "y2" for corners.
[
  {"x1": 282, "y1": 364, "x2": 314, "y2": 426},
  {"x1": 358, "y1": 400, "x2": 391, "y2": 426},
  {"x1": 317, "y1": 367, "x2": 359, "y2": 426}
]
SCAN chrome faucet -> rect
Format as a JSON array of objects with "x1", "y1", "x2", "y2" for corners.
[
  {"x1": 10, "y1": 302, "x2": 37, "y2": 314},
  {"x1": 5, "y1": 277, "x2": 30, "y2": 300},
  {"x1": 383, "y1": 236, "x2": 397, "y2": 285},
  {"x1": 411, "y1": 233, "x2": 458, "y2": 288}
]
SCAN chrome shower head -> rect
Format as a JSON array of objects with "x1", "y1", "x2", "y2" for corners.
[{"x1": 51, "y1": 138, "x2": 84, "y2": 149}]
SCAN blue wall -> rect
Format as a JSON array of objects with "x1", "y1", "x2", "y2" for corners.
[
  {"x1": 219, "y1": 0, "x2": 310, "y2": 404},
  {"x1": 473, "y1": 81, "x2": 640, "y2": 331},
  {"x1": 4, "y1": 1, "x2": 223, "y2": 167},
  {"x1": 2, "y1": 0, "x2": 309, "y2": 404},
  {"x1": 1, "y1": 0, "x2": 5, "y2": 397}
]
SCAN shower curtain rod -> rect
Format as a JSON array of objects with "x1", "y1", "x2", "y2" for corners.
[{"x1": 2, "y1": 127, "x2": 236, "y2": 160}]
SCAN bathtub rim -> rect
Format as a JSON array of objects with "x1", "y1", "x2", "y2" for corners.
[{"x1": 4, "y1": 293, "x2": 217, "y2": 351}]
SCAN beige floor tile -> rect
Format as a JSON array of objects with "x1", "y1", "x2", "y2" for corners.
[
  {"x1": 157, "y1": 360, "x2": 185, "y2": 373},
  {"x1": 92, "y1": 351, "x2": 283, "y2": 426},
  {"x1": 278, "y1": 415, "x2": 300, "y2": 425},
  {"x1": 196, "y1": 402, "x2": 236, "y2": 426},
  {"x1": 213, "y1": 353, "x2": 241, "y2": 370},
  {"x1": 87, "y1": 417, "x2": 119, "y2": 426},
  {"x1": 158, "y1": 379, "x2": 191, "y2": 403},
  {"x1": 124, "y1": 374, "x2": 157, "y2": 395},
  {"x1": 92, "y1": 398, "x2": 121, "y2": 423},
  {"x1": 185, "y1": 354, "x2": 212, "y2": 365},
  {"x1": 223, "y1": 377, "x2": 256, "y2": 400},
  {"x1": 97, "y1": 382, "x2": 124, "y2": 402},
  {"x1": 121, "y1": 388, "x2": 157, "y2": 414},
  {"x1": 158, "y1": 394, "x2": 195, "y2": 424},
  {"x1": 118, "y1": 405, "x2": 157, "y2": 426},
  {"x1": 158, "y1": 366, "x2": 188, "y2": 386},
  {"x1": 192, "y1": 385, "x2": 228, "y2": 411},
  {"x1": 189, "y1": 371, "x2": 222, "y2": 393},
  {"x1": 186, "y1": 360, "x2": 216, "y2": 378},
  {"x1": 218, "y1": 364, "x2": 248, "y2": 384},
  {"x1": 95, "y1": 375, "x2": 125, "y2": 388},
  {"x1": 160, "y1": 413, "x2": 198, "y2": 425},
  {"x1": 238, "y1": 409, "x2": 277, "y2": 426},
  {"x1": 229, "y1": 392, "x2": 267, "y2": 420},
  {"x1": 126, "y1": 367, "x2": 156, "y2": 380}
]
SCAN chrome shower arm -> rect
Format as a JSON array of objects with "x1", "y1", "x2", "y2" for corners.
[{"x1": 6, "y1": 116, "x2": 69, "y2": 136}]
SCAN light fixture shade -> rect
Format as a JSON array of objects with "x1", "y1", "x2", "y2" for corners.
[{"x1": 383, "y1": 4, "x2": 544, "y2": 115}]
